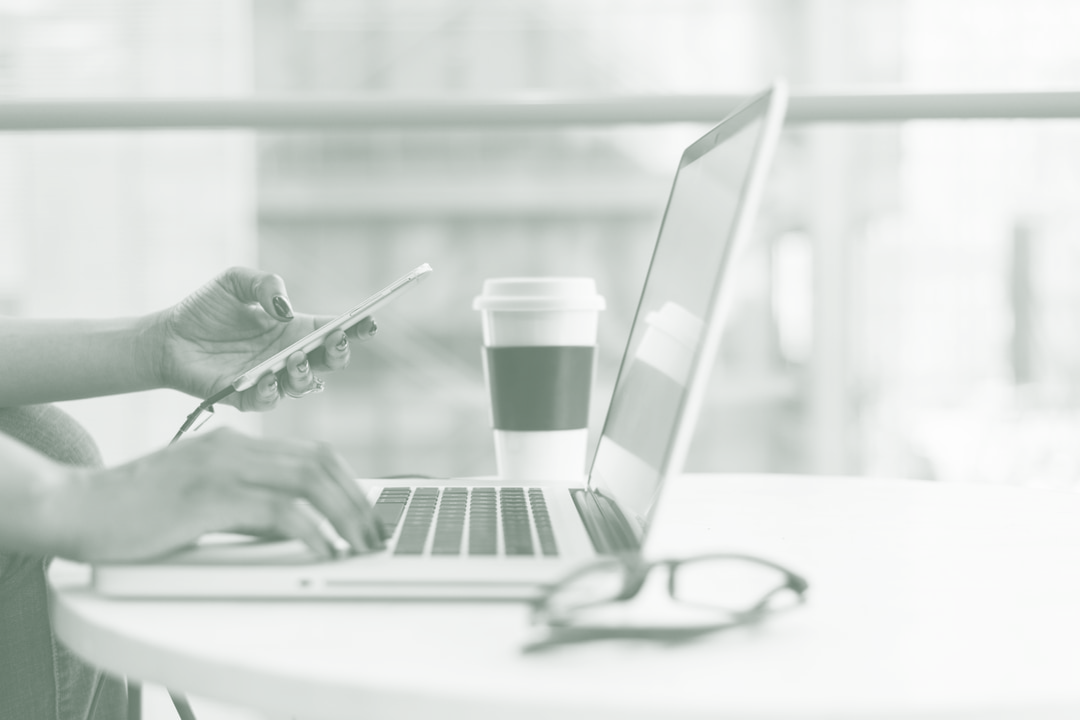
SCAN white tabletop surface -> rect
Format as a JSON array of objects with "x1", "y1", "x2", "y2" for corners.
[{"x1": 49, "y1": 474, "x2": 1080, "y2": 720}]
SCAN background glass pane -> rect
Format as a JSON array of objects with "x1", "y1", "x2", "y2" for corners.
[
  {"x1": 0, "y1": 0, "x2": 256, "y2": 460},
  {"x1": 3, "y1": 0, "x2": 1080, "y2": 492}
]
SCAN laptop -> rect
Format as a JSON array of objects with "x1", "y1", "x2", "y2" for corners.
[{"x1": 92, "y1": 81, "x2": 788, "y2": 600}]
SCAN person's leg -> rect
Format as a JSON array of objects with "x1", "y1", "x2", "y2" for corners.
[
  {"x1": 0, "y1": 553, "x2": 58, "y2": 718},
  {"x1": 0, "y1": 405, "x2": 128, "y2": 720},
  {"x1": 0, "y1": 554, "x2": 127, "y2": 720}
]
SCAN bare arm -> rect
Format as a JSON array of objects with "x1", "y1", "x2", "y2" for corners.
[
  {"x1": 0, "y1": 427, "x2": 387, "y2": 562},
  {"x1": 0, "y1": 315, "x2": 162, "y2": 407},
  {"x1": 0, "y1": 267, "x2": 388, "y2": 561},
  {"x1": 0, "y1": 431, "x2": 73, "y2": 557},
  {"x1": 0, "y1": 267, "x2": 377, "y2": 411}
]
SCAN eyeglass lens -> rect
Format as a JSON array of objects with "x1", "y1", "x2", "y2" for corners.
[
  {"x1": 670, "y1": 556, "x2": 802, "y2": 614},
  {"x1": 541, "y1": 559, "x2": 631, "y2": 619},
  {"x1": 540, "y1": 554, "x2": 804, "y2": 626}
]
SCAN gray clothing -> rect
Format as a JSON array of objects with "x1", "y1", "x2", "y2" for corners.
[{"x1": 0, "y1": 405, "x2": 128, "y2": 720}]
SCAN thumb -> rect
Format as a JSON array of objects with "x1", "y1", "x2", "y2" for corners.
[{"x1": 220, "y1": 267, "x2": 294, "y2": 322}]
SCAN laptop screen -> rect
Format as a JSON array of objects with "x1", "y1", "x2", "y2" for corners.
[{"x1": 586, "y1": 86, "x2": 786, "y2": 543}]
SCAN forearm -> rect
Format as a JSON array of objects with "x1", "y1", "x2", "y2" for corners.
[
  {"x1": 0, "y1": 433, "x2": 78, "y2": 558},
  {"x1": 0, "y1": 315, "x2": 163, "y2": 406}
]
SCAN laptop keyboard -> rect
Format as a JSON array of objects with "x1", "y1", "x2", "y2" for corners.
[{"x1": 373, "y1": 487, "x2": 558, "y2": 557}]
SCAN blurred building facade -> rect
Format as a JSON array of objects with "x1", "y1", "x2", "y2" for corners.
[
  {"x1": 3, "y1": 0, "x2": 1080, "y2": 489},
  {"x1": 250, "y1": 0, "x2": 853, "y2": 478}
]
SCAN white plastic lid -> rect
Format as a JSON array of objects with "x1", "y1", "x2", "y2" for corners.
[
  {"x1": 643, "y1": 301, "x2": 703, "y2": 350},
  {"x1": 473, "y1": 277, "x2": 606, "y2": 312}
]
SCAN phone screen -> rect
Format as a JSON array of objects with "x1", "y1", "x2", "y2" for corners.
[{"x1": 230, "y1": 263, "x2": 433, "y2": 392}]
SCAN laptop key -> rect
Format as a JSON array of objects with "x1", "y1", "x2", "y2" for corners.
[
  {"x1": 431, "y1": 488, "x2": 467, "y2": 555},
  {"x1": 529, "y1": 489, "x2": 558, "y2": 556},
  {"x1": 373, "y1": 488, "x2": 411, "y2": 535},
  {"x1": 394, "y1": 492, "x2": 437, "y2": 555},
  {"x1": 468, "y1": 488, "x2": 497, "y2": 555},
  {"x1": 501, "y1": 488, "x2": 534, "y2": 556},
  {"x1": 373, "y1": 502, "x2": 407, "y2": 534}
]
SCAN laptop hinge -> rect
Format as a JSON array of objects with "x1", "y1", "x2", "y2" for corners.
[{"x1": 570, "y1": 488, "x2": 639, "y2": 555}]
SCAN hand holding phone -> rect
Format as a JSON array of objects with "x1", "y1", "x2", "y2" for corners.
[
  {"x1": 170, "y1": 263, "x2": 433, "y2": 445},
  {"x1": 231, "y1": 263, "x2": 433, "y2": 392}
]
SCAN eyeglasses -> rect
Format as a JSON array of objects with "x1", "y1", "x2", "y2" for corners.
[{"x1": 527, "y1": 552, "x2": 808, "y2": 647}]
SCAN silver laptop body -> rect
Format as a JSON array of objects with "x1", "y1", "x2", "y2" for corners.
[{"x1": 92, "y1": 82, "x2": 788, "y2": 600}]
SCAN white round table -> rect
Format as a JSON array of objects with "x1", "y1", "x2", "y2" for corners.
[{"x1": 49, "y1": 474, "x2": 1080, "y2": 719}]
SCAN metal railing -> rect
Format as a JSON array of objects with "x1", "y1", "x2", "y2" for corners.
[{"x1": 1, "y1": 91, "x2": 1079, "y2": 130}]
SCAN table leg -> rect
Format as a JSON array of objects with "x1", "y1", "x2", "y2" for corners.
[
  {"x1": 168, "y1": 690, "x2": 199, "y2": 720},
  {"x1": 127, "y1": 681, "x2": 141, "y2": 720}
]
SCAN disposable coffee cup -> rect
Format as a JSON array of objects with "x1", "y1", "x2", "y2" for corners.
[{"x1": 473, "y1": 278, "x2": 605, "y2": 482}]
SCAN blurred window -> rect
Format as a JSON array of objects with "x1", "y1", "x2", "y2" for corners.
[{"x1": 3, "y1": 0, "x2": 1080, "y2": 489}]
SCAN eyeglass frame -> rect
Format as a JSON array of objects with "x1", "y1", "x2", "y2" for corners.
[{"x1": 530, "y1": 551, "x2": 810, "y2": 632}]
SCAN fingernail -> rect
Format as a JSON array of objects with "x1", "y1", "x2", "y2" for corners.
[
  {"x1": 335, "y1": 335, "x2": 349, "y2": 351},
  {"x1": 265, "y1": 377, "x2": 278, "y2": 396},
  {"x1": 297, "y1": 358, "x2": 309, "y2": 374},
  {"x1": 272, "y1": 295, "x2": 294, "y2": 320},
  {"x1": 368, "y1": 321, "x2": 378, "y2": 337}
]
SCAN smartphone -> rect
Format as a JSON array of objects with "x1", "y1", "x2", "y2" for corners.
[{"x1": 230, "y1": 263, "x2": 433, "y2": 392}]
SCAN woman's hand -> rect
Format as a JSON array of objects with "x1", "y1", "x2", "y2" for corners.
[
  {"x1": 52, "y1": 427, "x2": 386, "y2": 562},
  {"x1": 149, "y1": 267, "x2": 378, "y2": 410}
]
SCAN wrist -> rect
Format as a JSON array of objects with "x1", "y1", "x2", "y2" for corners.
[
  {"x1": 2, "y1": 447, "x2": 90, "y2": 561},
  {"x1": 133, "y1": 309, "x2": 170, "y2": 391},
  {"x1": 36, "y1": 465, "x2": 89, "y2": 561}
]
